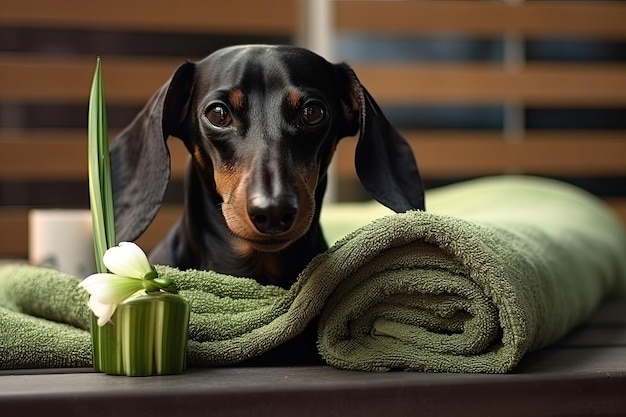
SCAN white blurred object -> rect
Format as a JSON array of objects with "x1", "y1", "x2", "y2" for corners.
[{"x1": 29, "y1": 209, "x2": 96, "y2": 277}]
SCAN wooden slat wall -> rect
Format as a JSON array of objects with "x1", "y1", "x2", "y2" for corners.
[
  {"x1": 349, "y1": 64, "x2": 626, "y2": 106},
  {"x1": 0, "y1": 0, "x2": 296, "y2": 34},
  {"x1": 335, "y1": 1, "x2": 626, "y2": 38},
  {"x1": 337, "y1": 132, "x2": 626, "y2": 178},
  {"x1": 0, "y1": 55, "x2": 181, "y2": 104},
  {"x1": 0, "y1": 0, "x2": 298, "y2": 258},
  {"x1": 1, "y1": 0, "x2": 626, "y2": 259},
  {"x1": 331, "y1": 0, "x2": 626, "y2": 222},
  {"x1": 3, "y1": 58, "x2": 626, "y2": 107}
]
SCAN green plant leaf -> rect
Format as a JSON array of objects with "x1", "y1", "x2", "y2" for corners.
[{"x1": 88, "y1": 57, "x2": 116, "y2": 273}]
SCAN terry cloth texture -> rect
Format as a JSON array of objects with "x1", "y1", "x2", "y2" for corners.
[{"x1": 1, "y1": 176, "x2": 625, "y2": 372}]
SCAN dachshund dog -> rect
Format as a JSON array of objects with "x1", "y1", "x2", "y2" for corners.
[{"x1": 110, "y1": 45, "x2": 424, "y2": 289}]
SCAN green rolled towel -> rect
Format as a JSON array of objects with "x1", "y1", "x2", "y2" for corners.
[
  {"x1": 318, "y1": 176, "x2": 626, "y2": 371},
  {"x1": 1, "y1": 176, "x2": 625, "y2": 372}
]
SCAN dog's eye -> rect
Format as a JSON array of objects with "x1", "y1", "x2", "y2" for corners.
[
  {"x1": 205, "y1": 105, "x2": 232, "y2": 128},
  {"x1": 301, "y1": 103, "x2": 326, "y2": 127}
]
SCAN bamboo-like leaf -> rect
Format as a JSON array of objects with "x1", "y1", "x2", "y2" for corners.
[
  {"x1": 86, "y1": 62, "x2": 189, "y2": 375},
  {"x1": 88, "y1": 57, "x2": 116, "y2": 273}
]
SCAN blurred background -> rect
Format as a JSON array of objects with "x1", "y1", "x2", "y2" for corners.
[{"x1": 1, "y1": 0, "x2": 625, "y2": 259}]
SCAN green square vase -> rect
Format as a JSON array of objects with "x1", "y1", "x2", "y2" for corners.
[{"x1": 90, "y1": 292, "x2": 190, "y2": 376}]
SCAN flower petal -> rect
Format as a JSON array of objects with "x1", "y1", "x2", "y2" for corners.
[
  {"x1": 88, "y1": 296, "x2": 117, "y2": 326},
  {"x1": 79, "y1": 273, "x2": 144, "y2": 304},
  {"x1": 103, "y1": 242, "x2": 153, "y2": 278},
  {"x1": 78, "y1": 273, "x2": 112, "y2": 293}
]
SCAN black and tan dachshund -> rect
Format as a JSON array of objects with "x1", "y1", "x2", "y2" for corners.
[{"x1": 110, "y1": 45, "x2": 424, "y2": 289}]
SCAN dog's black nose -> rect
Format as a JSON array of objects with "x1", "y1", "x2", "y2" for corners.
[{"x1": 248, "y1": 195, "x2": 298, "y2": 235}]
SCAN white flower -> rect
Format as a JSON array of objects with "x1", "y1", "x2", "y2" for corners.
[
  {"x1": 79, "y1": 242, "x2": 154, "y2": 326},
  {"x1": 103, "y1": 242, "x2": 156, "y2": 280}
]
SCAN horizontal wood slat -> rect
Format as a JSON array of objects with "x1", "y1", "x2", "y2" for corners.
[
  {"x1": 335, "y1": 131, "x2": 626, "y2": 178},
  {"x1": 0, "y1": 131, "x2": 189, "y2": 180},
  {"x1": 336, "y1": 1, "x2": 626, "y2": 39},
  {"x1": 0, "y1": 0, "x2": 297, "y2": 35},
  {"x1": 0, "y1": 55, "x2": 182, "y2": 104},
  {"x1": 351, "y1": 64, "x2": 626, "y2": 106},
  {"x1": 4, "y1": 56, "x2": 626, "y2": 106},
  {"x1": 2, "y1": 130, "x2": 625, "y2": 181},
  {"x1": 0, "y1": 208, "x2": 26, "y2": 259}
]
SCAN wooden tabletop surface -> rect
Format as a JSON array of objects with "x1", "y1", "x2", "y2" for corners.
[{"x1": 1, "y1": 299, "x2": 625, "y2": 417}]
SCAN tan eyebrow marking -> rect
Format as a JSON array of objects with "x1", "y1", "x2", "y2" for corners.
[
  {"x1": 228, "y1": 88, "x2": 246, "y2": 111},
  {"x1": 286, "y1": 88, "x2": 303, "y2": 109}
]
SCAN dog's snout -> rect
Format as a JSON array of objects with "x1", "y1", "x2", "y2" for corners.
[{"x1": 248, "y1": 195, "x2": 298, "y2": 235}]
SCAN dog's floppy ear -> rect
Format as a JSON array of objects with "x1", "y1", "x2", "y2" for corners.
[
  {"x1": 335, "y1": 64, "x2": 425, "y2": 212},
  {"x1": 110, "y1": 61, "x2": 195, "y2": 242}
]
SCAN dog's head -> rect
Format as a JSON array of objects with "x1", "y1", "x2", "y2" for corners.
[{"x1": 111, "y1": 45, "x2": 424, "y2": 252}]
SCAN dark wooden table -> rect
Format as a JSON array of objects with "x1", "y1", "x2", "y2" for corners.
[{"x1": 1, "y1": 300, "x2": 625, "y2": 417}]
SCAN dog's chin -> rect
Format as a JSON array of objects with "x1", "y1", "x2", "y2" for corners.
[
  {"x1": 246, "y1": 239, "x2": 294, "y2": 253},
  {"x1": 231, "y1": 229, "x2": 306, "y2": 253}
]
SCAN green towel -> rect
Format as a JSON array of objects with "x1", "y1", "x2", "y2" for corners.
[{"x1": 1, "y1": 176, "x2": 625, "y2": 372}]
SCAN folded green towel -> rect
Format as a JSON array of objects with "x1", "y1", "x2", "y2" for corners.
[{"x1": 1, "y1": 176, "x2": 625, "y2": 372}]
